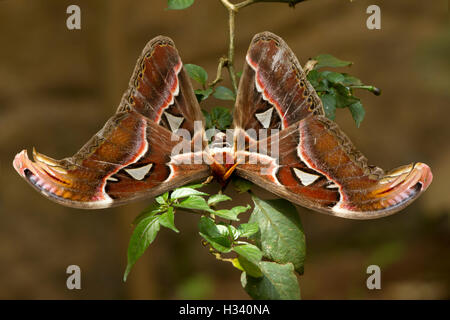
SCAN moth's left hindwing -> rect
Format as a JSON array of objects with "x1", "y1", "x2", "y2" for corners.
[{"x1": 13, "y1": 36, "x2": 210, "y2": 209}]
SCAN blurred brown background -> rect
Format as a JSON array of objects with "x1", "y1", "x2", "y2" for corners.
[{"x1": 0, "y1": 0, "x2": 448, "y2": 299}]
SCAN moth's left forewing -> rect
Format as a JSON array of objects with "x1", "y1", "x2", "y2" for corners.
[
  {"x1": 94, "y1": 112, "x2": 209, "y2": 206},
  {"x1": 13, "y1": 36, "x2": 210, "y2": 209},
  {"x1": 14, "y1": 111, "x2": 209, "y2": 209}
]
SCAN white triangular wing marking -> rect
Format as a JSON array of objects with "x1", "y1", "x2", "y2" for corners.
[
  {"x1": 124, "y1": 163, "x2": 153, "y2": 180},
  {"x1": 164, "y1": 112, "x2": 184, "y2": 132},
  {"x1": 255, "y1": 108, "x2": 273, "y2": 129},
  {"x1": 293, "y1": 168, "x2": 320, "y2": 186}
]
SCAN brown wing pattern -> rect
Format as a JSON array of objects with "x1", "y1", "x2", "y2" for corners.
[
  {"x1": 13, "y1": 32, "x2": 432, "y2": 218},
  {"x1": 236, "y1": 115, "x2": 432, "y2": 219},
  {"x1": 233, "y1": 32, "x2": 323, "y2": 134},
  {"x1": 13, "y1": 37, "x2": 209, "y2": 209},
  {"x1": 235, "y1": 32, "x2": 432, "y2": 219},
  {"x1": 117, "y1": 36, "x2": 204, "y2": 137}
]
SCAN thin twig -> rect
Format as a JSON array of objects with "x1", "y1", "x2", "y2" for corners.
[
  {"x1": 235, "y1": 0, "x2": 257, "y2": 10},
  {"x1": 217, "y1": 1, "x2": 239, "y2": 94},
  {"x1": 303, "y1": 59, "x2": 318, "y2": 75},
  {"x1": 208, "y1": 57, "x2": 228, "y2": 88},
  {"x1": 227, "y1": 9, "x2": 238, "y2": 93},
  {"x1": 217, "y1": 0, "x2": 308, "y2": 94},
  {"x1": 220, "y1": 0, "x2": 238, "y2": 11}
]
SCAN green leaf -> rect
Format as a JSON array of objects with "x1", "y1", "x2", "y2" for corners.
[
  {"x1": 324, "y1": 71, "x2": 345, "y2": 84},
  {"x1": 232, "y1": 178, "x2": 253, "y2": 193},
  {"x1": 232, "y1": 205, "x2": 252, "y2": 215},
  {"x1": 228, "y1": 225, "x2": 240, "y2": 240},
  {"x1": 231, "y1": 258, "x2": 245, "y2": 272},
  {"x1": 237, "y1": 223, "x2": 259, "y2": 238},
  {"x1": 155, "y1": 193, "x2": 168, "y2": 205},
  {"x1": 211, "y1": 107, "x2": 233, "y2": 129},
  {"x1": 203, "y1": 107, "x2": 233, "y2": 130},
  {"x1": 132, "y1": 202, "x2": 164, "y2": 225},
  {"x1": 234, "y1": 244, "x2": 263, "y2": 263},
  {"x1": 314, "y1": 78, "x2": 330, "y2": 92},
  {"x1": 167, "y1": 0, "x2": 194, "y2": 10},
  {"x1": 214, "y1": 210, "x2": 240, "y2": 221},
  {"x1": 237, "y1": 257, "x2": 262, "y2": 278},
  {"x1": 215, "y1": 205, "x2": 250, "y2": 221},
  {"x1": 207, "y1": 194, "x2": 232, "y2": 206},
  {"x1": 250, "y1": 197, "x2": 306, "y2": 274},
  {"x1": 124, "y1": 216, "x2": 160, "y2": 281},
  {"x1": 159, "y1": 207, "x2": 179, "y2": 233},
  {"x1": 241, "y1": 262, "x2": 301, "y2": 300},
  {"x1": 213, "y1": 86, "x2": 235, "y2": 101},
  {"x1": 341, "y1": 73, "x2": 363, "y2": 86},
  {"x1": 175, "y1": 195, "x2": 212, "y2": 212},
  {"x1": 320, "y1": 92, "x2": 337, "y2": 120},
  {"x1": 185, "y1": 64, "x2": 208, "y2": 85},
  {"x1": 234, "y1": 244, "x2": 263, "y2": 278},
  {"x1": 348, "y1": 100, "x2": 365, "y2": 128},
  {"x1": 202, "y1": 109, "x2": 212, "y2": 130},
  {"x1": 198, "y1": 217, "x2": 232, "y2": 253},
  {"x1": 195, "y1": 88, "x2": 213, "y2": 102},
  {"x1": 171, "y1": 187, "x2": 208, "y2": 200},
  {"x1": 306, "y1": 69, "x2": 320, "y2": 88},
  {"x1": 314, "y1": 54, "x2": 352, "y2": 69},
  {"x1": 183, "y1": 183, "x2": 205, "y2": 189},
  {"x1": 334, "y1": 84, "x2": 359, "y2": 108}
]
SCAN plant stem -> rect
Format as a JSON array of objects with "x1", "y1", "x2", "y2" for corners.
[
  {"x1": 227, "y1": 8, "x2": 239, "y2": 93},
  {"x1": 218, "y1": 0, "x2": 309, "y2": 94},
  {"x1": 351, "y1": 85, "x2": 381, "y2": 96},
  {"x1": 220, "y1": 0, "x2": 238, "y2": 11},
  {"x1": 235, "y1": 0, "x2": 257, "y2": 9},
  {"x1": 218, "y1": 0, "x2": 240, "y2": 94},
  {"x1": 209, "y1": 57, "x2": 228, "y2": 88}
]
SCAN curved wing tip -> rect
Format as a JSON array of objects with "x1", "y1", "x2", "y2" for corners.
[
  {"x1": 414, "y1": 162, "x2": 432, "y2": 191},
  {"x1": 147, "y1": 35, "x2": 176, "y2": 48},
  {"x1": 12, "y1": 149, "x2": 114, "y2": 210},
  {"x1": 331, "y1": 162, "x2": 432, "y2": 219},
  {"x1": 252, "y1": 31, "x2": 281, "y2": 42},
  {"x1": 13, "y1": 149, "x2": 28, "y2": 176}
]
